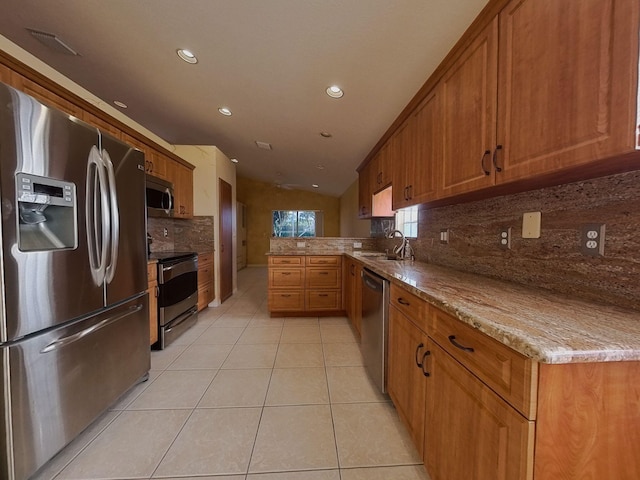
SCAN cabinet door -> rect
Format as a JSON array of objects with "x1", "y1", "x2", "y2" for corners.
[
  {"x1": 391, "y1": 120, "x2": 413, "y2": 209},
  {"x1": 358, "y1": 162, "x2": 373, "y2": 218},
  {"x1": 371, "y1": 142, "x2": 392, "y2": 192},
  {"x1": 388, "y1": 305, "x2": 429, "y2": 455},
  {"x1": 424, "y1": 341, "x2": 534, "y2": 480},
  {"x1": 439, "y1": 18, "x2": 498, "y2": 198},
  {"x1": 147, "y1": 281, "x2": 158, "y2": 345},
  {"x1": 10, "y1": 71, "x2": 83, "y2": 117},
  {"x1": 172, "y1": 163, "x2": 194, "y2": 218},
  {"x1": 496, "y1": 0, "x2": 639, "y2": 183},
  {"x1": 0, "y1": 63, "x2": 11, "y2": 83},
  {"x1": 82, "y1": 111, "x2": 121, "y2": 139}
]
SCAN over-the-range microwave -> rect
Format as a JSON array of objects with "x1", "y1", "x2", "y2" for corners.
[{"x1": 146, "y1": 174, "x2": 174, "y2": 218}]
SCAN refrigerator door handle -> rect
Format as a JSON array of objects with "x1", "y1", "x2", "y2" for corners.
[
  {"x1": 102, "y1": 149, "x2": 120, "y2": 284},
  {"x1": 85, "y1": 145, "x2": 110, "y2": 286},
  {"x1": 40, "y1": 303, "x2": 144, "y2": 354}
]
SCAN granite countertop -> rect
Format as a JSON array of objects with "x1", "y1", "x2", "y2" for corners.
[{"x1": 344, "y1": 252, "x2": 640, "y2": 365}]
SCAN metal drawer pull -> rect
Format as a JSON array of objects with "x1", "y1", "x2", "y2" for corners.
[
  {"x1": 492, "y1": 144, "x2": 503, "y2": 172},
  {"x1": 480, "y1": 149, "x2": 491, "y2": 175},
  {"x1": 281, "y1": 294, "x2": 291, "y2": 297},
  {"x1": 415, "y1": 342, "x2": 424, "y2": 368},
  {"x1": 422, "y1": 351, "x2": 431, "y2": 377},
  {"x1": 319, "y1": 293, "x2": 329, "y2": 297},
  {"x1": 281, "y1": 272, "x2": 292, "y2": 276},
  {"x1": 319, "y1": 272, "x2": 329, "y2": 275},
  {"x1": 398, "y1": 298, "x2": 410, "y2": 306},
  {"x1": 448, "y1": 335, "x2": 474, "y2": 353}
]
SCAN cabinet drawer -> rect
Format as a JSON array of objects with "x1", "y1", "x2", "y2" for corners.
[
  {"x1": 390, "y1": 284, "x2": 429, "y2": 333},
  {"x1": 269, "y1": 256, "x2": 303, "y2": 266},
  {"x1": 197, "y1": 282, "x2": 214, "y2": 311},
  {"x1": 306, "y1": 268, "x2": 341, "y2": 289},
  {"x1": 198, "y1": 252, "x2": 214, "y2": 267},
  {"x1": 430, "y1": 308, "x2": 537, "y2": 419},
  {"x1": 269, "y1": 291, "x2": 305, "y2": 311},
  {"x1": 306, "y1": 255, "x2": 341, "y2": 266},
  {"x1": 269, "y1": 269, "x2": 305, "y2": 288},
  {"x1": 306, "y1": 290, "x2": 341, "y2": 311},
  {"x1": 198, "y1": 264, "x2": 214, "y2": 287}
]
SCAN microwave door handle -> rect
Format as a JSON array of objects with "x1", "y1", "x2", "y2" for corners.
[
  {"x1": 164, "y1": 187, "x2": 172, "y2": 216},
  {"x1": 102, "y1": 149, "x2": 119, "y2": 284},
  {"x1": 85, "y1": 146, "x2": 109, "y2": 286}
]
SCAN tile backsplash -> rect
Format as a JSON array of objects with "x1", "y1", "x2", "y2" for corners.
[
  {"x1": 148, "y1": 216, "x2": 214, "y2": 254},
  {"x1": 378, "y1": 170, "x2": 640, "y2": 310}
]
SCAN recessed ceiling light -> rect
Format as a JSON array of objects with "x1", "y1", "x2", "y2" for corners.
[
  {"x1": 218, "y1": 107, "x2": 232, "y2": 116},
  {"x1": 326, "y1": 85, "x2": 344, "y2": 98},
  {"x1": 312, "y1": 184, "x2": 319, "y2": 188},
  {"x1": 230, "y1": 158, "x2": 239, "y2": 163},
  {"x1": 177, "y1": 49, "x2": 198, "y2": 64},
  {"x1": 113, "y1": 100, "x2": 127, "y2": 109},
  {"x1": 320, "y1": 132, "x2": 332, "y2": 138},
  {"x1": 255, "y1": 141, "x2": 272, "y2": 150}
]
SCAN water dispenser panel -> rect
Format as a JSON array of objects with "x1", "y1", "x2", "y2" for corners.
[{"x1": 16, "y1": 173, "x2": 78, "y2": 251}]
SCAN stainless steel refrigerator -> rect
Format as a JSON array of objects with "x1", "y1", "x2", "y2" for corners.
[{"x1": 0, "y1": 82, "x2": 150, "y2": 480}]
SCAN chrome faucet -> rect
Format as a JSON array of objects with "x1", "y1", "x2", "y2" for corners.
[{"x1": 387, "y1": 229, "x2": 414, "y2": 260}]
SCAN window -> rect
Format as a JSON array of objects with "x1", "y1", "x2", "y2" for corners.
[
  {"x1": 272, "y1": 210, "x2": 324, "y2": 237},
  {"x1": 395, "y1": 205, "x2": 418, "y2": 238}
]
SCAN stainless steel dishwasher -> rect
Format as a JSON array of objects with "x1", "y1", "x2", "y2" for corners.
[{"x1": 361, "y1": 268, "x2": 390, "y2": 393}]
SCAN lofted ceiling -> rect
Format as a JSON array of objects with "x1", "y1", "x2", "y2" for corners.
[{"x1": 0, "y1": 0, "x2": 488, "y2": 197}]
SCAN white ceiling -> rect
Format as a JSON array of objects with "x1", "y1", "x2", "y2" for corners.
[{"x1": 0, "y1": 0, "x2": 488, "y2": 197}]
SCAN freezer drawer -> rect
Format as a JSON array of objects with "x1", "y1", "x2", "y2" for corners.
[{"x1": 0, "y1": 295, "x2": 150, "y2": 480}]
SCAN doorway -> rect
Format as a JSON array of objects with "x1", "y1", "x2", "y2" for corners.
[
  {"x1": 237, "y1": 201, "x2": 247, "y2": 270},
  {"x1": 219, "y1": 179, "x2": 233, "y2": 302}
]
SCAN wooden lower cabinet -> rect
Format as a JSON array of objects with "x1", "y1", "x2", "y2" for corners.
[
  {"x1": 388, "y1": 292, "x2": 640, "y2": 480},
  {"x1": 425, "y1": 341, "x2": 534, "y2": 480},
  {"x1": 147, "y1": 261, "x2": 158, "y2": 346},
  {"x1": 387, "y1": 305, "x2": 429, "y2": 454},
  {"x1": 197, "y1": 252, "x2": 214, "y2": 310},
  {"x1": 268, "y1": 255, "x2": 342, "y2": 315},
  {"x1": 344, "y1": 258, "x2": 362, "y2": 335}
]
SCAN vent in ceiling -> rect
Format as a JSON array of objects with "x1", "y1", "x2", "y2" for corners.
[
  {"x1": 27, "y1": 29, "x2": 80, "y2": 56},
  {"x1": 255, "y1": 141, "x2": 272, "y2": 151}
]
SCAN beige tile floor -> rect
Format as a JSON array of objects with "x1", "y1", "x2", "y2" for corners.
[{"x1": 32, "y1": 267, "x2": 430, "y2": 480}]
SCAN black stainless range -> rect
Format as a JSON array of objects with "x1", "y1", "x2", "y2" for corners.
[{"x1": 151, "y1": 251, "x2": 199, "y2": 349}]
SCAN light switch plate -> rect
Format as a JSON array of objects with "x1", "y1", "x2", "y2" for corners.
[
  {"x1": 353, "y1": 242, "x2": 362, "y2": 249},
  {"x1": 522, "y1": 212, "x2": 541, "y2": 238}
]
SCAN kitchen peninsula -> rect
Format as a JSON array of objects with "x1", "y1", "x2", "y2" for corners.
[{"x1": 268, "y1": 237, "x2": 640, "y2": 480}]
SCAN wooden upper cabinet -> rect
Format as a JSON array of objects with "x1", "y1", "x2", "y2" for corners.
[
  {"x1": 439, "y1": 18, "x2": 498, "y2": 198},
  {"x1": 173, "y1": 162, "x2": 194, "y2": 218},
  {"x1": 495, "y1": 0, "x2": 639, "y2": 183},
  {"x1": 358, "y1": 161, "x2": 373, "y2": 219},
  {"x1": 393, "y1": 90, "x2": 441, "y2": 209},
  {"x1": 0, "y1": 63, "x2": 11, "y2": 83},
  {"x1": 148, "y1": 150, "x2": 168, "y2": 180},
  {"x1": 82, "y1": 111, "x2": 121, "y2": 139},
  {"x1": 9, "y1": 71, "x2": 83, "y2": 118},
  {"x1": 370, "y1": 142, "x2": 392, "y2": 193}
]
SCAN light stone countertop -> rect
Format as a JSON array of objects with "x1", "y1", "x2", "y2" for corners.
[
  {"x1": 267, "y1": 249, "x2": 640, "y2": 363},
  {"x1": 345, "y1": 252, "x2": 640, "y2": 364}
]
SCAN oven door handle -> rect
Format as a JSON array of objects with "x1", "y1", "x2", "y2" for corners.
[
  {"x1": 165, "y1": 306, "x2": 198, "y2": 334},
  {"x1": 159, "y1": 260, "x2": 198, "y2": 282}
]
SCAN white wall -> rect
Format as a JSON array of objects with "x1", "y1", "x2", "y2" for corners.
[
  {"x1": 174, "y1": 146, "x2": 238, "y2": 304},
  {"x1": 339, "y1": 179, "x2": 371, "y2": 237}
]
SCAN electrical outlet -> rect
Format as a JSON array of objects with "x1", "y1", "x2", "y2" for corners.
[
  {"x1": 163, "y1": 228, "x2": 168, "y2": 238},
  {"x1": 439, "y1": 229, "x2": 449, "y2": 244},
  {"x1": 297, "y1": 241, "x2": 306, "y2": 248},
  {"x1": 581, "y1": 223, "x2": 605, "y2": 256},
  {"x1": 499, "y1": 227, "x2": 512, "y2": 250},
  {"x1": 353, "y1": 242, "x2": 362, "y2": 249}
]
